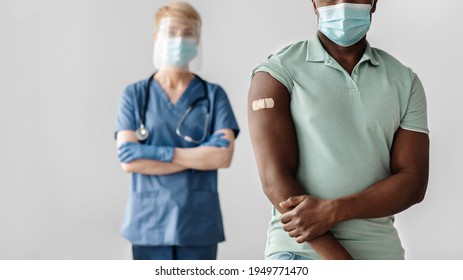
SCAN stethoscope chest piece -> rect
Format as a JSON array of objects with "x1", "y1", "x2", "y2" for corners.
[
  {"x1": 136, "y1": 124, "x2": 149, "y2": 142},
  {"x1": 139, "y1": 72, "x2": 210, "y2": 144}
]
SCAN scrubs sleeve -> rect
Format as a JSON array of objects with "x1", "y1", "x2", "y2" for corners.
[
  {"x1": 400, "y1": 73, "x2": 429, "y2": 134},
  {"x1": 251, "y1": 53, "x2": 294, "y2": 94},
  {"x1": 211, "y1": 86, "x2": 240, "y2": 138},
  {"x1": 115, "y1": 85, "x2": 138, "y2": 139}
]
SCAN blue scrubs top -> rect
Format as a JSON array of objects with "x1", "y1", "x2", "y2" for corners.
[{"x1": 115, "y1": 76, "x2": 240, "y2": 246}]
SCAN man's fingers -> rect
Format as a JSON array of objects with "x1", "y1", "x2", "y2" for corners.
[
  {"x1": 283, "y1": 222, "x2": 296, "y2": 232},
  {"x1": 280, "y1": 211, "x2": 292, "y2": 224},
  {"x1": 288, "y1": 228, "x2": 300, "y2": 238},
  {"x1": 295, "y1": 235, "x2": 307, "y2": 244},
  {"x1": 279, "y1": 195, "x2": 306, "y2": 209}
]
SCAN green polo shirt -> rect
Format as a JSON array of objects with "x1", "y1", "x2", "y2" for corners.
[{"x1": 252, "y1": 35, "x2": 428, "y2": 260}]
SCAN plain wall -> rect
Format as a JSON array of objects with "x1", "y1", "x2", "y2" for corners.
[{"x1": 0, "y1": 0, "x2": 462, "y2": 259}]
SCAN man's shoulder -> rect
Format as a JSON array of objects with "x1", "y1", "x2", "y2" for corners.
[
  {"x1": 370, "y1": 46, "x2": 413, "y2": 73},
  {"x1": 251, "y1": 41, "x2": 308, "y2": 92},
  {"x1": 268, "y1": 40, "x2": 308, "y2": 61}
]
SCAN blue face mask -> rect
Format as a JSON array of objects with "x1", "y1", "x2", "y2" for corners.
[
  {"x1": 164, "y1": 37, "x2": 198, "y2": 67},
  {"x1": 317, "y1": 2, "x2": 372, "y2": 47}
]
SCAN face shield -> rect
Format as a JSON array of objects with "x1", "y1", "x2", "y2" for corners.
[
  {"x1": 153, "y1": 17, "x2": 202, "y2": 72},
  {"x1": 315, "y1": 0, "x2": 375, "y2": 8}
]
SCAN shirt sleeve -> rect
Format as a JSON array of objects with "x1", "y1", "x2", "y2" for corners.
[
  {"x1": 114, "y1": 85, "x2": 138, "y2": 139},
  {"x1": 400, "y1": 73, "x2": 429, "y2": 134},
  {"x1": 211, "y1": 86, "x2": 240, "y2": 138},
  {"x1": 250, "y1": 53, "x2": 294, "y2": 94}
]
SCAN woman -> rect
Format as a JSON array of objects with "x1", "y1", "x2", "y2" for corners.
[{"x1": 115, "y1": 2, "x2": 239, "y2": 260}]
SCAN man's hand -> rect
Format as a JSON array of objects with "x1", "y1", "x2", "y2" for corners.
[{"x1": 280, "y1": 195, "x2": 337, "y2": 243}]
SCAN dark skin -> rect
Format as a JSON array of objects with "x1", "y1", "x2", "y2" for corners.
[
  {"x1": 314, "y1": 0, "x2": 378, "y2": 75},
  {"x1": 248, "y1": 72, "x2": 353, "y2": 260},
  {"x1": 248, "y1": 0, "x2": 429, "y2": 259}
]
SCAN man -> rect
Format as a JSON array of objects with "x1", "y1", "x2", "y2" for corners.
[{"x1": 248, "y1": 0, "x2": 429, "y2": 260}]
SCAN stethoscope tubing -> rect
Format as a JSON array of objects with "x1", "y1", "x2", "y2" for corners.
[{"x1": 137, "y1": 72, "x2": 210, "y2": 143}]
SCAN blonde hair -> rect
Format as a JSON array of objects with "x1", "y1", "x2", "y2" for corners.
[{"x1": 154, "y1": 2, "x2": 201, "y2": 30}]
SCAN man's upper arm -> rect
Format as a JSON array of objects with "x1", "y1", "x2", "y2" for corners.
[
  {"x1": 390, "y1": 128, "x2": 430, "y2": 201},
  {"x1": 399, "y1": 74, "x2": 428, "y2": 134},
  {"x1": 248, "y1": 72, "x2": 299, "y2": 197},
  {"x1": 393, "y1": 73, "x2": 429, "y2": 199}
]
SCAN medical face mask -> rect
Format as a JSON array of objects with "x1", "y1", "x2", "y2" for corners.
[
  {"x1": 154, "y1": 37, "x2": 198, "y2": 68},
  {"x1": 316, "y1": 2, "x2": 372, "y2": 47}
]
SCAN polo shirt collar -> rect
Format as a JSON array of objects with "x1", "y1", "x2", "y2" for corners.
[
  {"x1": 363, "y1": 42, "x2": 380, "y2": 66},
  {"x1": 306, "y1": 35, "x2": 380, "y2": 66}
]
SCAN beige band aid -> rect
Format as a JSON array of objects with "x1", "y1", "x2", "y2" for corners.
[{"x1": 252, "y1": 98, "x2": 275, "y2": 111}]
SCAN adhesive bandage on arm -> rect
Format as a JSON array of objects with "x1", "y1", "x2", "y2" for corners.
[{"x1": 252, "y1": 98, "x2": 275, "y2": 111}]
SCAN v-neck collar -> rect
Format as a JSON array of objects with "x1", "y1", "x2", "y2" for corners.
[{"x1": 151, "y1": 76, "x2": 200, "y2": 108}]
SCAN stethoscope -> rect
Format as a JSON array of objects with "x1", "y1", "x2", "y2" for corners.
[{"x1": 136, "y1": 73, "x2": 210, "y2": 144}]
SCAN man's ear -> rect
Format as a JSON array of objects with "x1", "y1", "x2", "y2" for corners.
[
  {"x1": 312, "y1": 0, "x2": 318, "y2": 16},
  {"x1": 371, "y1": 0, "x2": 378, "y2": 13}
]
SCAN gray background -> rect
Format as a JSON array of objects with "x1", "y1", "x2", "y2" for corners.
[{"x1": 0, "y1": 0, "x2": 461, "y2": 259}]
